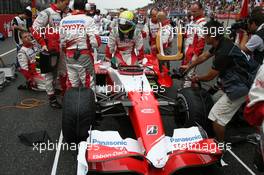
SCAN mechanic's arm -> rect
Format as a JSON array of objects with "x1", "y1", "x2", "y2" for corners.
[
  {"x1": 31, "y1": 11, "x2": 49, "y2": 51},
  {"x1": 193, "y1": 68, "x2": 219, "y2": 82},
  {"x1": 193, "y1": 22, "x2": 206, "y2": 57},
  {"x1": 59, "y1": 21, "x2": 66, "y2": 52},
  {"x1": 240, "y1": 31, "x2": 251, "y2": 54},
  {"x1": 105, "y1": 29, "x2": 117, "y2": 61},
  {"x1": 12, "y1": 18, "x2": 27, "y2": 32},
  {"x1": 240, "y1": 33, "x2": 264, "y2": 55},
  {"x1": 13, "y1": 25, "x2": 27, "y2": 32},
  {"x1": 17, "y1": 52, "x2": 32, "y2": 81},
  {"x1": 161, "y1": 25, "x2": 172, "y2": 48},
  {"x1": 181, "y1": 51, "x2": 213, "y2": 71},
  {"x1": 142, "y1": 23, "x2": 149, "y2": 38},
  {"x1": 135, "y1": 31, "x2": 145, "y2": 61},
  {"x1": 87, "y1": 19, "x2": 101, "y2": 49},
  {"x1": 193, "y1": 38, "x2": 205, "y2": 58}
]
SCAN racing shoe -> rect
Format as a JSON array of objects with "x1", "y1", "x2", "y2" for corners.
[{"x1": 49, "y1": 95, "x2": 62, "y2": 109}]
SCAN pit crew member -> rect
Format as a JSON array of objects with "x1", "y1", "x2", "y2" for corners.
[
  {"x1": 60, "y1": 0, "x2": 100, "y2": 89},
  {"x1": 31, "y1": 0, "x2": 70, "y2": 109}
]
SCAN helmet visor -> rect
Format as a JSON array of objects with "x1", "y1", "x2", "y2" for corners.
[{"x1": 118, "y1": 18, "x2": 135, "y2": 33}]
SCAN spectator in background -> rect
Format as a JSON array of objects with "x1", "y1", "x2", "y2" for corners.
[
  {"x1": 12, "y1": 9, "x2": 32, "y2": 52},
  {"x1": 25, "y1": 6, "x2": 33, "y2": 30},
  {"x1": 240, "y1": 6, "x2": 264, "y2": 65}
]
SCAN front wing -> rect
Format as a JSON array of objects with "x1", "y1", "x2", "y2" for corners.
[{"x1": 77, "y1": 128, "x2": 222, "y2": 175}]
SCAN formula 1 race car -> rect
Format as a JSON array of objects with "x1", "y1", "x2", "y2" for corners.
[
  {"x1": 62, "y1": 32, "x2": 222, "y2": 174},
  {"x1": 62, "y1": 54, "x2": 222, "y2": 175}
]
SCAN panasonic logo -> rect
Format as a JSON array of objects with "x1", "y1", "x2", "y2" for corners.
[
  {"x1": 170, "y1": 135, "x2": 202, "y2": 143},
  {"x1": 92, "y1": 139, "x2": 127, "y2": 146}
]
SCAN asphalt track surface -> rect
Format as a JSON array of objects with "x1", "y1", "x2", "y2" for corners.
[{"x1": 0, "y1": 36, "x2": 263, "y2": 175}]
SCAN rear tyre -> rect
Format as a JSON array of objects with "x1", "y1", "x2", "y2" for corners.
[
  {"x1": 175, "y1": 87, "x2": 214, "y2": 136},
  {"x1": 62, "y1": 87, "x2": 96, "y2": 144}
]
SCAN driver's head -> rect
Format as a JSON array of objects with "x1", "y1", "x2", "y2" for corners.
[
  {"x1": 248, "y1": 7, "x2": 264, "y2": 33},
  {"x1": 20, "y1": 31, "x2": 32, "y2": 46},
  {"x1": 190, "y1": 2, "x2": 203, "y2": 19},
  {"x1": 150, "y1": 7, "x2": 159, "y2": 23},
  {"x1": 203, "y1": 20, "x2": 224, "y2": 45},
  {"x1": 73, "y1": 0, "x2": 86, "y2": 11},
  {"x1": 157, "y1": 11, "x2": 167, "y2": 23},
  {"x1": 56, "y1": 0, "x2": 70, "y2": 11},
  {"x1": 118, "y1": 11, "x2": 136, "y2": 34}
]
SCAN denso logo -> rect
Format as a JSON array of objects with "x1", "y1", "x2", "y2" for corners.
[
  {"x1": 92, "y1": 150, "x2": 128, "y2": 159},
  {"x1": 141, "y1": 108, "x2": 155, "y2": 114}
]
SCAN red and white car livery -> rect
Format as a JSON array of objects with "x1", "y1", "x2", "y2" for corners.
[{"x1": 74, "y1": 55, "x2": 222, "y2": 175}]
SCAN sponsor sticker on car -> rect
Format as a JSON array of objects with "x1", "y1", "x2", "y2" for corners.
[
  {"x1": 141, "y1": 108, "x2": 155, "y2": 114},
  {"x1": 146, "y1": 125, "x2": 158, "y2": 135}
]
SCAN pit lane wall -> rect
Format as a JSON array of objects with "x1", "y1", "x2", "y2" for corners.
[{"x1": 0, "y1": 14, "x2": 17, "y2": 38}]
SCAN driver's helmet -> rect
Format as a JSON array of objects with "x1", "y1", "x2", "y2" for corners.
[{"x1": 118, "y1": 11, "x2": 136, "y2": 34}]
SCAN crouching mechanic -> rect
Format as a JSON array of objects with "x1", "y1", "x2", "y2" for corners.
[
  {"x1": 181, "y1": 20, "x2": 259, "y2": 142},
  {"x1": 105, "y1": 11, "x2": 144, "y2": 66},
  {"x1": 17, "y1": 31, "x2": 41, "y2": 89},
  {"x1": 60, "y1": 0, "x2": 100, "y2": 89}
]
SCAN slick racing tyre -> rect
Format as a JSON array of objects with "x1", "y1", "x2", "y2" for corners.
[
  {"x1": 62, "y1": 87, "x2": 96, "y2": 144},
  {"x1": 175, "y1": 87, "x2": 214, "y2": 136}
]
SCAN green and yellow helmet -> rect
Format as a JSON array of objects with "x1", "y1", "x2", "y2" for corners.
[{"x1": 118, "y1": 11, "x2": 136, "y2": 34}]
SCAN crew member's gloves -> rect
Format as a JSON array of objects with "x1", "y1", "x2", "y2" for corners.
[
  {"x1": 27, "y1": 79, "x2": 37, "y2": 89},
  {"x1": 110, "y1": 57, "x2": 118, "y2": 69}
]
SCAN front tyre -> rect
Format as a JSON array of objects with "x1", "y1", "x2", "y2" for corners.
[
  {"x1": 175, "y1": 87, "x2": 214, "y2": 136},
  {"x1": 62, "y1": 87, "x2": 96, "y2": 144}
]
